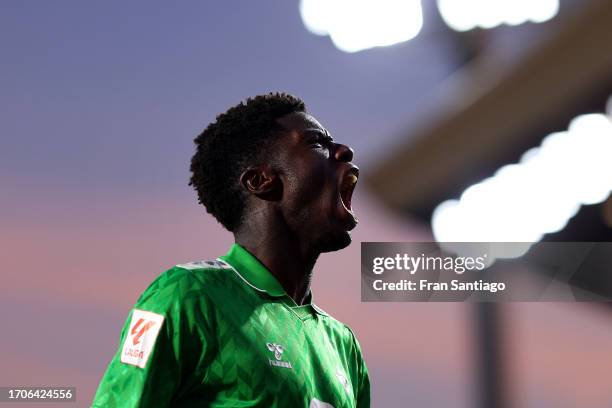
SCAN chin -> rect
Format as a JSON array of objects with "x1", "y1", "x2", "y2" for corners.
[{"x1": 317, "y1": 230, "x2": 352, "y2": 253}]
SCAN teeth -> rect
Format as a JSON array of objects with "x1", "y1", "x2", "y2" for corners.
[
  {"x1": 341, "y1": 195, "x2": 353, "y2": 213},
  {"x1": 347, "y1": 174, "x2": 358, "y2": 185}
]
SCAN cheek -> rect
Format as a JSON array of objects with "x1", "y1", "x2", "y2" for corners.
[
  {"x1": 301, "y1": 166, "x2": 329, "y2": 200},
  {"x1": 286, "y1": 163, "x2": 331, "y2": 207}
]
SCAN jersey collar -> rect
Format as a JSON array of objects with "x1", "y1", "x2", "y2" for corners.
[
  {"x1": 219, "y1": 244, "x2": 329, "y2": 316},
  {"x1": 219, "y1": 243, "x2": 287, "y2": 297}
]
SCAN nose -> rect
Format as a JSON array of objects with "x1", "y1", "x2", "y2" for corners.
[{"x1": 334, "y1": 143, "x2": 354, "y2": 162}]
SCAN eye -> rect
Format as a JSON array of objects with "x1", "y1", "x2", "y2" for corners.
[
  {"x1": 306, "y1": 134, "x2": 334, "y2": 153},
  {"x1": 308, "y1": 138, "x2": 324, "y2": 148}
]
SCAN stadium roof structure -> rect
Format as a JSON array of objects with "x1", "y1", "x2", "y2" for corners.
[{"x1": 365, "y1": 0, "x2": 612, "y2": 227}]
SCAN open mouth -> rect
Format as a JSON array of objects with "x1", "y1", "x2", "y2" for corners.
[{"x1": 339, "y1": 168, "x2": 359, "y2": 219}]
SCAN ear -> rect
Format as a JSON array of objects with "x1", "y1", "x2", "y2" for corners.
[{"x1": 239, "y1": 164, "x2": 280, "y2": 198}]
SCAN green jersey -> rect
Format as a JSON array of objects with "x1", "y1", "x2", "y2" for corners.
[{"x1": 92, "y1": 244, "x2": 370, "y2": 407}]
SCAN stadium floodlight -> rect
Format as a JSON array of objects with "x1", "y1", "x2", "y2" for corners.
[
  {"x1": 299, "y1": 0, "x2": 423, "y2": 53},
  {"x1": 432, "y1": 111, "x2": 612, "y2": 260},
  {"x1": 437, "y1": 0, "x2": 559, "y2": 32}
]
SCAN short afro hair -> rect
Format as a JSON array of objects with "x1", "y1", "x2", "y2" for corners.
[{"x1": 189, "y1": 92, "x2": 306, "y2": 232}]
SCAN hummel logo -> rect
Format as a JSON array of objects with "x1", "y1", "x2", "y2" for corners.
[
  {"x1": 266, "y1": 342, "x2": 292, "y2": 369},
  {"x1": 266, "y1": 343, "x2": 284, "y2": 360}
]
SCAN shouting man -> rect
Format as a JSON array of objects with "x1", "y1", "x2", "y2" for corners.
[{"x1": 92, "y1": 93, "x2": 370, "y2": 407}]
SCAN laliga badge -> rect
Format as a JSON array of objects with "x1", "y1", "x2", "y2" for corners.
[{"x1": 120, "y1": 309, "x2": 165, "y2": 368}]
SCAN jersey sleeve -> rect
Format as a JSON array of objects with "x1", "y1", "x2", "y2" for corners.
[{"x1": 91, "y1": 268, "x2": 209, "y2": 407}]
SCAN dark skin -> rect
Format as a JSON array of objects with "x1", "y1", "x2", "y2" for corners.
[{"x1": 234, "y1": 112, "x2": 359, "y2": 305}]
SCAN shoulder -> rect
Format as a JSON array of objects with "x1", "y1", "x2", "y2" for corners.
[
  {"x1": 174, "y1": 259, "x2": 230, "y2": 272},
  {"x1": 315, "y1": 305, "x2": 361, "y2": 346},
  {"x1": 134, "y1": 258, "x2": 233, "y2": 311}
]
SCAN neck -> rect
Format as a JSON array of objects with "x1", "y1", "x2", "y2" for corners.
[{"x1": 235, "y1": 218, "x2": 319, "y2": 305}]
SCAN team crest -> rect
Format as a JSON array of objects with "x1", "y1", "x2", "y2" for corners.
[
  {"x1": 336, "y1": 369, "x2": 352, "y2": 395},
  {"x1": 310, "y1": 398, "x2": 335, "y2": 408}
]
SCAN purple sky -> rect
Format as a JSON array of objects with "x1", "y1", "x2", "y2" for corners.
[{"x1": 0, "y1": 0, "x2": 456, "y2": 198}]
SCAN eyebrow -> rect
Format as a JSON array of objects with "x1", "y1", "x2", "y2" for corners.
[{"x1": 303, "y1": 128, "x2": 334, "y2": 142}]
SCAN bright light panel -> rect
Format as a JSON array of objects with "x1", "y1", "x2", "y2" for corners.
[
  {"x1": 437, "y1": 0, "x2": 559, "y2": 32},
  {"x1": 432, "y1": 112, "x2": 612, "y2": 259},
  {"x1": 300, "y1": 0, "x2": 423, "y2": 53}
]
